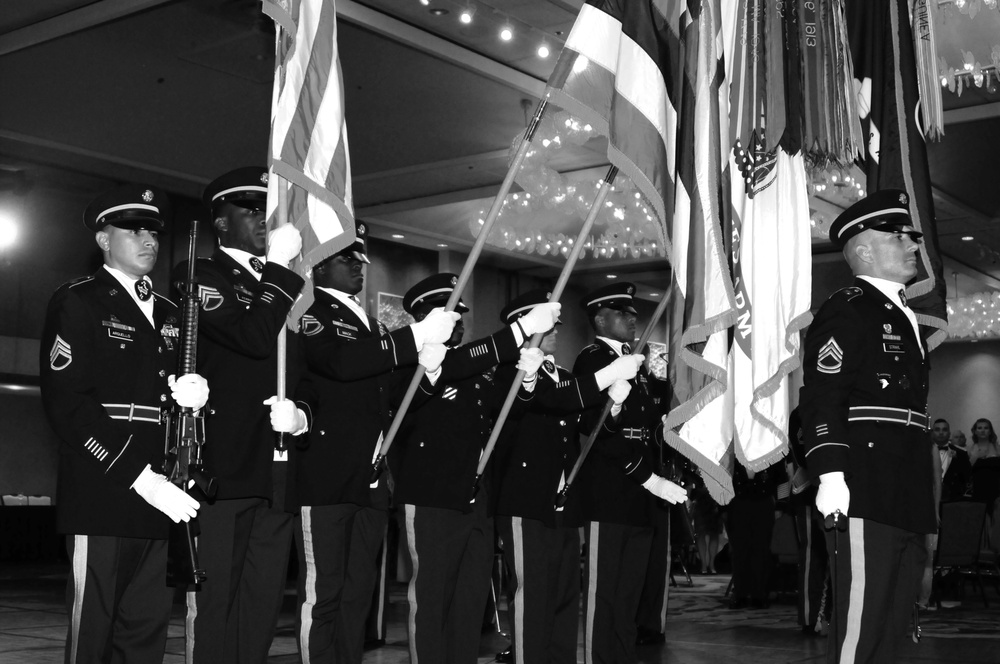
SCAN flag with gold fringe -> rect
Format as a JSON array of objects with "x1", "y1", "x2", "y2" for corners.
[
  {"x1": 263, "y1": 0, "x2": 355, "y2": 324},
  {"x1": 846, "y1": 0, "x2": 948, "y2": 349}
]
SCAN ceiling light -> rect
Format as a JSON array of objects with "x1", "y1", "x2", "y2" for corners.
[
  {"x1": 606, "y1": 274, "x2": 617, "y2": 279},
  {"x1": 537, "y1": 45, "x2": 550, "y2": 59},
  {"x1": 650, "y1": 292, "x2": 660, "y2": 298},
  {"x1": 436, "y1": 243, "x2": 449, "y2": 248},
  {"x1": 459, "y1": 10, "x2": 472, "y2": 23},
  {"x1": 500, "y1": 27, "x2": 513, "y2": 41},
  {"x1": 419, "y1": 0, "x2": 430, "y2": 5},
  {"x1": 0, "y1": 212, "x2": 18, "y2": 250},
  {"x1": 429, "y1": 7, "x2": 448, "y2": 15},
  {"x1": 962, "y1": 235, "x2": 975, "y2": 241},
  {"x1": 391, "y1": 233, "x2": 405, "y2": 239}
]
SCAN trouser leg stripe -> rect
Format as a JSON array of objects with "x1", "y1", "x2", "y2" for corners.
[
  {"x1": 842, "y1": 518, "x2": 866, "y2": 664},
  {"x1": 512, "y1": 517, "x2": 525, "y2": 664},
  {"x1": 585, "y1": 522, "x2": 599, "y2": 664},
  {"x1": 68, "y1": 535, "x2": 87, "y2": 664},
  {"x1": 299, "y1": 506, "x2": 316, "y2": 664},
  {"x1": 405, "y1": 505, "x2": 420, "y2": 664}
]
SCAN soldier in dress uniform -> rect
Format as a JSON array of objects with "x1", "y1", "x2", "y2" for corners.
[
  {"x1": 389, "y1": 274, "x2": 559, "y2": 664},
  {"x1": 573, "y1": 282, "x2": 687, "y2": 664},
  {"x1": 172, "y1": 167, "x2": 306, "y2": 664},
  {"x1": 40, "y1": 184, "x2": 209, "y2": 663},
  {"x1": 285, "y1": 224, "x2": 457, "y2": 664},
  {"x1": 491, "y1": 289, "x2": 643, "y2": 664},
  {"x1": 800, "y1": 189, "x2": 936, "y2": 663}
]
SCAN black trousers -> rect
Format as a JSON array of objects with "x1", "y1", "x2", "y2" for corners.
[
  {"x1": 826, "y1": 517, "x2": 925, "y2": 664},
  {"x1": 583, "y1": 521, "x2": 652, "y2": 664},
  {"x1": 64, "y1": 534, "x2": 173, "y2": 664},
  {"x1": 497, "y1": 516, "x2": 580, "y2": 664},
  {"x1": 185, "y1": 493, "x2": 293, "y2": 664},
  {"x1": 635, "y1": 504, "x2": 671, "y2": 634},
  {"x1": 727, "y1": 495, "x2": 775, "y2": 601},
  {"x1": 402, "y1": 500, "x2": 494, "y2": 664},
  {"x1": 294, "y1": 503, "x2": 388, "y2": 664},
  {"x1": 795, "y1": 502, "x2": 829, "y2": 631}
]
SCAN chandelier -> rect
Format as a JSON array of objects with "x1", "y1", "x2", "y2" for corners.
[{"x1": 468, "y1": 110, "x2": 667, "y2": 260}]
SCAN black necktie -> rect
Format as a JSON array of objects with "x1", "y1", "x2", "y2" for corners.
[
  {"x1": 898, "y1": 288, "x2": 907, "y2": 308},
  {"x1": 134, "y1": 278, "x2": 151, "y2": 302},
  {"x1": 621, "y1": 343, "x2": 631, "y2": 355},
  {"x1": 250, "y1": 257, "x2": 264, "y2": 273}
]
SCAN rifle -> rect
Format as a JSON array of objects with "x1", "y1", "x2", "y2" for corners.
[{"x1": 162, "y1": 220, "x2": 216, "y2": 588}]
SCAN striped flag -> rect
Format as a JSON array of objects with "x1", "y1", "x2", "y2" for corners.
[
  {"x1": 263, "y1": 0, "x2": 355, "y2": 323},
  {"x1": 546, "y1": 0, "x2": 741, "y2": 500},
  {"x1": 663, "y1": 0, "x2": 739, "y2": 502},
  {"x1": 670, "y1": 1, "x2": 813, "y2": 501},
  {"x1": 847, "y1": 0, "x2": 948, "y2": 348}
]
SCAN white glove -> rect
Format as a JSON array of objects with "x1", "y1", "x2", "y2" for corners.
[
  {"x1": 131, "y1": 464, "x2": 200, "y2": 523},
  {"x1": 418, "y1": 343, "x2": 448, "y2": 374},
  {"x1": 410, "y1": 307, "x2": 460, "y2": 349},
  {"x1": 518, "y1": 303, "x2": 561, "y2": 336},
  {"x1": 168, "y1": 374, "x2": 210, "y2": 410},
  {"x1": 263, "y1": 396, "x2": 307, "y2": 434},
  {"x1": 816, "y1": 471, "x2": 850, "y2": 519},
  {"x1": 266, "y1": 224, "x2": 302, "y2": 266},
  {"x1": 608, "y1": 379, "x2": 631, "y2": 406},
  {"x1": 594, "y1": 354, "x2": 645, "y2": 390},
  {"x1": 642, "y1": 474, "x2": 688, "y2": 504},
  {"x1": 517, "y1": 348, "x2": 544, "y2": 380}
]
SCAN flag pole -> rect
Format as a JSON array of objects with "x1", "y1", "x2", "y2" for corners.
[
  {"x1": 469, "y1": 165, "x2": 620, "y2": 501},
  {"x1": 554, "y1": 286, "x2": 672, "y2": 508},
  {"x1": 369, "y1": 97, "x2": 551, "y2": 483},
  {"x1": 274, "y1": 177, "x2": 289, "y2": 452}
]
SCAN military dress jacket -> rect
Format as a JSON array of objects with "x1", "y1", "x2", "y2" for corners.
[
  {"x1": 389, "y1": 326, "x2": 525, "y2": 513},
  {"x1": 40, "y1": 267, "x2": 181, "y2": 539},
  {"x1": 491, "y1": 362, "x2": 604, "y2": 527},
  {"x1": 572, "y1": 339, "x2": 659, "y2": 527},
  {"x1": 800, "y1": 278, "x2": 935, "y2": 534},
  {"x1": 171, "y1": 249, "x2": 304, "y2": 501},
  {"x1": 287, "y1": 288, "x2": 420, "y2": 510}
]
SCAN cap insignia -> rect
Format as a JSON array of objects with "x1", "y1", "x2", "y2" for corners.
[
  {"x1": 260, "y1": 172, "x2": 269, "y2": 185},
  {"x1": 626, "y1": 285, "x2": 635, "y2": 295},
  {"x1": 358, "y1": 222, "x2": 366, "y2": 236},
  {"x1": 450, "y1": 276, "x2": 458, "y2": 286},
  {"x1": 142, "y1": 189, "x2": 154, "y2": 203},
  {"x1": 899, "y1": 193, "x2": 908, "y2": 205}
]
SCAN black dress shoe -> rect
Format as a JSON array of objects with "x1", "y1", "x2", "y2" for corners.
[
  {"x1": 495, "y1": 645, "x2": 513, "y2": 662},
  {"x1": 636, "y1": 628, "x2": 666, "y2": 645}
]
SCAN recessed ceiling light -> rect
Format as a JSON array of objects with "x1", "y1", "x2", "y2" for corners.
[
  {"x1": 537, "y1": 45, "x2": 550, "y2": 58},
  {"x1": 649, "y1": 292, "x2": 660, "y2": 298},
  {"x1": 606, "y1": 274, "x2": 617, "y2": 279},
  {"x1": 429, "y1": 7, "x2": 448, "y2": 15},
  {"x1": 459, "y1": 10, "x2": 472, "y2": 23},
  {"x1": 436, "y1": 243, "x2": 449, "y2": 248},
  {"x1": 962, "y1": 235, "x2": 975, "y2": 241},
  {"x1": 419, "y1": 0, "x2": 429, "y2": 5},
  {"x1": 391, "y1": 233, "x2": 405, "y2": 239},
  {"x1": 500, "y1": 27, "x2": 513, "y2": 41}
]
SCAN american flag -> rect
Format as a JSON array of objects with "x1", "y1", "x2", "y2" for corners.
[{"x1": 263, "y1": 0, "x2": 355, "y2": 323}]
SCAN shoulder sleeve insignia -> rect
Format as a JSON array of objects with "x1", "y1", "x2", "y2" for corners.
[
  {"x1": 301, "y1": 314, "x2": 324, "y2": 336},
  {"x1": 198, "y1": 285, "x2": 224, "y2": 311},
  {"x1": 816, "y1": 337, "x2": 844, "y2": 374},
  {"x1": 49, "y1": 334, "x2": 73, "y2": 371}
]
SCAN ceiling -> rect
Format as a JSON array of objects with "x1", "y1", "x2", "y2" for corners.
[{"x1": 1, "y1": 0, "x2": 999, "y2": 301}]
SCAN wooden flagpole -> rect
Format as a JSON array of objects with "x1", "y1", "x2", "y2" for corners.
[
  {"x1": 554, "y1": 287, "x2": 672, "y2": 508},
  {"x1": 469, "y1": 165, "x2": 620, "y2": 500},
  {"x1": 369, "y1": 97, "x2": 551, "y2": 483}
]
